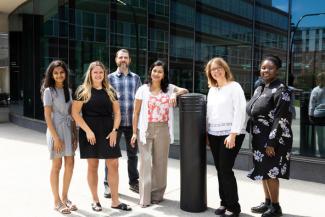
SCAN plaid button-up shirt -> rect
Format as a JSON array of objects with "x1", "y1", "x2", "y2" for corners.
[{"x1": 108, "y1": 70, "x2": 141, "y2": 127}]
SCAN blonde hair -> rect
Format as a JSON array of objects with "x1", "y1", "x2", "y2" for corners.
[
  {"x1": 204, "y1": 57, "x2": 234, "y2": 88},
  {"x1": 75, "y1": 61, "x2": 116, "y2": 102}
]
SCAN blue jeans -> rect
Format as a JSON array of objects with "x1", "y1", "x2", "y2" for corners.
[{"x1": 104, "y1": 126, "x2": 139, "y2": 186}]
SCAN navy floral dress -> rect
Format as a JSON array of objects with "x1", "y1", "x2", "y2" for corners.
[{"x1": 246, "y1": 79, "x2": 292, "y2": 180}]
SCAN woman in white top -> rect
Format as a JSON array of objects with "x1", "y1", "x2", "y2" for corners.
[
  {"x1": 309, "y1": 72, "x2": 325, "y2": 157},
  {"x1": 131, "y1": 60, "x2": 188, "y2": 207},
  {"x1": 205, "y1": 57, "x2": 246, "y2": 217}
]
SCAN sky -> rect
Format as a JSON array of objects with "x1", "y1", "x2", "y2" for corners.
[{"x1": 273, "y1": 0, "x2": 325, "y2": 27}]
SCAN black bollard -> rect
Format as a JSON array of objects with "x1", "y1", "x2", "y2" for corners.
[{"x1": 179, "y1": 93, "x2": 207, "y2": 212}]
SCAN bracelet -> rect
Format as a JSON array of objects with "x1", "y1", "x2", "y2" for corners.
[{"x1": 112, "y1": 128, "x2": 119, "y2": 132}]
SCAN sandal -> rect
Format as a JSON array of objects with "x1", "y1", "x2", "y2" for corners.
[
  {"x1": 65, "y1": 200, "x2": 78, "y2": 211},
  {"x1": 54, "y1": 201, "x2": 71, "y2": 214},
  {"x1": 91, "y1": 202, "x2": 102, "y2": 212},
  {"x1": 111, "y1": 203, "x2": 132, "y2": 211}
]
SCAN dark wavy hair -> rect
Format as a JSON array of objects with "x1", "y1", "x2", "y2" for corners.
[
  {"x1": 261, "y1": 54, "x2": 282, "y2": 69},
  {"x1": 41, "y1": 60, "x2": 70, "y2": 103},
  {"x1": 147, "y1": 60, "x2": 169, "y2": 93}
]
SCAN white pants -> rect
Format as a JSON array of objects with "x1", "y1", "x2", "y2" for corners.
[{"x1": 138, "y1": 122, "x2": 170, "y2": 206}]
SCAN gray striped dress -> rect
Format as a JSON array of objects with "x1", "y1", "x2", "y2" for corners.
[{"x1": 43, "y1": 87, "x2": 74, "y2": 159}]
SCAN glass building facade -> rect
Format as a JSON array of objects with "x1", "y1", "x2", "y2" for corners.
[{"x1": 8, "y1": 0, "x2": 325, "y2": 163}]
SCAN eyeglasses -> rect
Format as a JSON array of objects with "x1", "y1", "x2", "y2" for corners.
[{"x1": 211, "y1": 66, "x2": 224, "y2": 71}]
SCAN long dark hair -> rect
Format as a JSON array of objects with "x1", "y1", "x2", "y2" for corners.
[
  {"x1": 147, "y1": 60, "x2": 169, "y2": 93},
  {"x1": 41, "y1": 60, "x2": 70, "y2": 103}
]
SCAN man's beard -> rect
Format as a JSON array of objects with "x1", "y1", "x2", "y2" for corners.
[{"x1": 118, "y1": 62, "x2": 129, "y2": 68}]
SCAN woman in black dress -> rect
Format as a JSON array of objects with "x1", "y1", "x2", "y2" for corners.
[
  {"x1": 246, "y1": 55, "x2": 292, "y2": 217},
  {"x1": 72, "y1": 61, "x2": 131, "y2": 212}
]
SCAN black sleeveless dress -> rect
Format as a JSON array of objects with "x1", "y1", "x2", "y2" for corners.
[{"x1": 77, "y1": 88, "x2": 121, "y2": 159}]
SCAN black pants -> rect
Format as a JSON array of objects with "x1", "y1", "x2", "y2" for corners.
[
  {"x1": 104, "y1": 126, "x2": 139, "y2": 186},
  {"x1": 208, "y1": 134, "x2": 245, "y2": 213}
]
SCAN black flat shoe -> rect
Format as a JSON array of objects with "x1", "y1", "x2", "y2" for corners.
[
  {"x1": 129, "y1": 183, "x2": 139, "y2": 193},
  {"x1": 251, "y1": 202, "x2": 270, "y2": 213},
  {"x1": 262, "y1": 206, "x2": 283, "y2": 217},
  {"x1": 214, "y1": 206, "x2": 226, "y2": 215},
  {"x1": 111, "y1": 203, "x2": 132, "y2": 211}
]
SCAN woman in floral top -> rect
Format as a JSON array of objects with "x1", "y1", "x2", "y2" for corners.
[
  {"x1": 246, "y1": 55, "x2": 292, "y2": 217},
  {"x1": 131, "y1": 60, "x2": 188, "y2": 208}
]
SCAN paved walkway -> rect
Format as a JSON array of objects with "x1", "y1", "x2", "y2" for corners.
[{"x1": 0, "y1": 123, "x2": 324, "y2": 217}]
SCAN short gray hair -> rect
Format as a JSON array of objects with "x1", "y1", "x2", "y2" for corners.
[{"x1": 116, "y1": 49, "x2": 130, "y2": 57}]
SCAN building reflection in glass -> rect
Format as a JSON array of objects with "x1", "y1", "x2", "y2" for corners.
[{"x1": 9, "y1": 0, "x2": 325, "y2": 159}]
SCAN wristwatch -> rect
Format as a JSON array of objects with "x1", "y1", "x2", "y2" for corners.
[{"x1": 112, "y1": 128, "x2": 119, "y2": 132}]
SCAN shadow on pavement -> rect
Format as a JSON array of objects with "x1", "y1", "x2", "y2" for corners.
[
  {"x1": 75, "y1": 208, "x2": 147, "y2": 217},
  {"x1": 0, "y1": 123, "x2": 45, "y2": 145},
  {"x1": 119, "y1": 193, "x2": 140, "y2": 205},
  {"x1": 282, "y1": 214, "x2": 310, "y2": 217},
  {"x1": 73, "y1": 209, "x2": 105, "y2": 217},
  {"x1": 152, "y1": 198, "x2": 255, "y2": 217}
]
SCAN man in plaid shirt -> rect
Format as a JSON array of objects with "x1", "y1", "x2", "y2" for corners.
[{"x1": 104, "y1": 49, "x2": 142, "y2": 197}]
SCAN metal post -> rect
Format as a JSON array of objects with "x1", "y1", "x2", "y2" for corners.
[{"x1": 179, "y1": 93, "x2": 207, "y2": 212}]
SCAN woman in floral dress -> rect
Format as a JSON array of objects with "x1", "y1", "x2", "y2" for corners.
[{"x1": 246, "y1": 55, "x2": 292, "y2": 217}]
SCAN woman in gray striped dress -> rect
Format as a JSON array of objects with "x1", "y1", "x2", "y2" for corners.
[{"x1": 41, "y1": 60, "x2": 78, "y2": 214}]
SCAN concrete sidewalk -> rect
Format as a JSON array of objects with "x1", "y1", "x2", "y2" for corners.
[{"x1": 0, "y1": 123, "x2": 324, "y2": 217}]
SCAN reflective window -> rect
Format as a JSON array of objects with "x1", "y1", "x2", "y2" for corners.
[
  {"x1": 170, "y1": 2, "x2": 195, "y2": 27},
  {"x1": 13, "y1": 0, "x2": 325, "y2": 160},
  {"x1": 291, "y1": 0, "x2": 325, "y2": 158},
  {"x1": 0, "y1": 33, "x2": 9, "y2": 108}
]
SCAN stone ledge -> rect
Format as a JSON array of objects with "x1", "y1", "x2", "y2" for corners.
[{"x1": 9, "y1": 112, "x2": 46, "y2": 132}]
